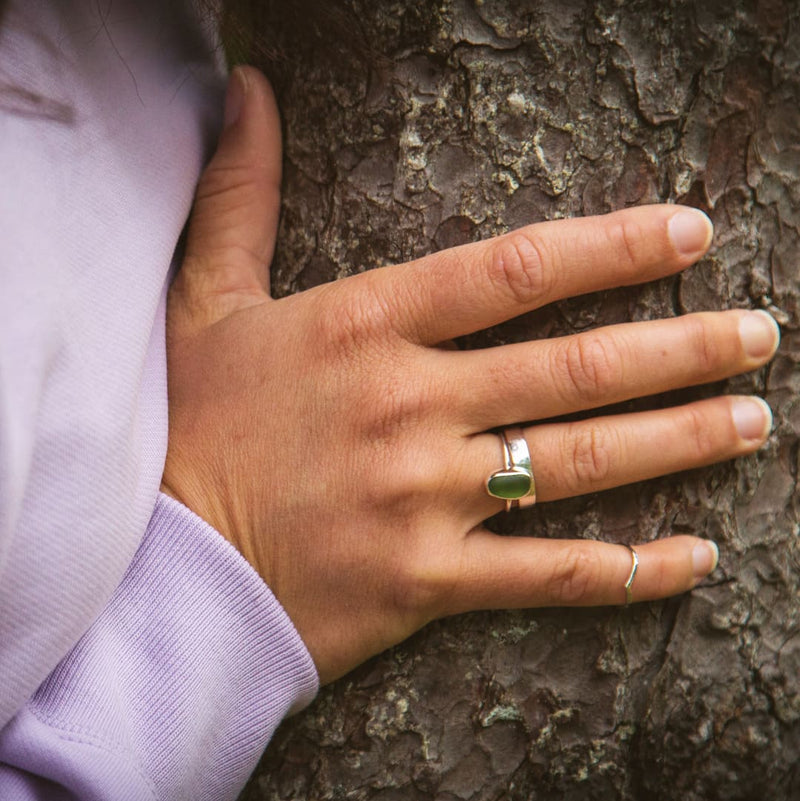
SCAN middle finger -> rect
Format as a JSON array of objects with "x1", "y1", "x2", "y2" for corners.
[{"x1": 447, "y1": 309, "x2": 779, "y2": 433}]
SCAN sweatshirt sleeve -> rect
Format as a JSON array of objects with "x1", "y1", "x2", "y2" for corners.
[{"x1": 0, "y1": 493, "x2": 319, "y2": 801}]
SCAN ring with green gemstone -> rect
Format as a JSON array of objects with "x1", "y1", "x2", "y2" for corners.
[{"x1": 486, "y1": 427, "x2": 537, "y2": 512}]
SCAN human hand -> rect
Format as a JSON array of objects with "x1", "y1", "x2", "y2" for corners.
[{"x1": 161, "y1": 67, "x2": 779, "y2": 685}]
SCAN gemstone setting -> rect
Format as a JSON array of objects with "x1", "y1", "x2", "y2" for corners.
[{"x1": 486, "y1": 469, "x2": 532, "y2": 500}]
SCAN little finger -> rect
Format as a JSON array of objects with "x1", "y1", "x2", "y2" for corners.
[{"x1": 443, "y1": 534, "x2": 719, "y2": 613}]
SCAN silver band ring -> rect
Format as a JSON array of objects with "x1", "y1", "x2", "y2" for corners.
[
  {"x1": 486, "y1": 427, "x2": 537, "y2": 512},
  {"x1": 624, "y1": 545, "x2": 639, "y2": 605}
]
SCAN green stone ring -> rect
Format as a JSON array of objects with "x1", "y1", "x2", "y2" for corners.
[{"x1": 486, "y1": 427, "x2": 537, "y2": 512}]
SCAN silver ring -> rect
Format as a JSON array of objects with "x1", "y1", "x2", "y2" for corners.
[
  {"x1": 486, "y1": 427, "x2": 537, "y2": 512},
  {"x1": 624, "y1": 545, "x2": 639, "y2": 605}
]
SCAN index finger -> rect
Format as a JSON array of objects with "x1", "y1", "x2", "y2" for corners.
[{"x1": 381, "y1": 205, "x2": 712, "y2": 345}]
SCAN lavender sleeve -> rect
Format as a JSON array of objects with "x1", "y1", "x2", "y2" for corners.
[
  {"x1": 0, "y1": 1, "x2": 319, "y2": 797},
  {"x1": 0, "y1": 495, "x2": 318, "y2": 800}
]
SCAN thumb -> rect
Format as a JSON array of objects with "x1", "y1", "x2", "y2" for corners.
[{"x1": 177, "y1": 66, "x2": 282, "y2": 322}]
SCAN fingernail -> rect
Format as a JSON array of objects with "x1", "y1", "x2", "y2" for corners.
[
  {"x1": 693, "y1": 540, "x2": 719, "y2": 580},
  {"x1": 667, "y1": 208, "x2": 713, "y2": 256},
  {"x1": 224, "y1": 68, "x2": 247, "y2": 130},
  {"x1": 739, "y1": 310, "x2": 780, "y2": 360},
  {"x1": 732, "y1": 396, "x2": 773, "y2": 441}
]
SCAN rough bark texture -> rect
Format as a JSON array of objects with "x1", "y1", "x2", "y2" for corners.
[{"x1": 240, "y1": 1, "x2": 800, "y2": 799}]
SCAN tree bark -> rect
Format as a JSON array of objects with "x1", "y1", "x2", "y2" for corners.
[{"x1": 241, "y1": 1, "x2": 800, "y2": 798}]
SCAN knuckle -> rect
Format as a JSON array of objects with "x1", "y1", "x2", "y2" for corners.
[
  {"x1": 486, "y1": 231, "x2": 553, "y2": 306},
  {"x1": 311, "y1": 279, "x2": 394, "y2": 360},
  {"x1": 683, "y1": 315, "x2": 722, "y2": 374},
  {"x1": 558, "y1": 334, "x2": 621, "y2": 405},
  {"x1": 360, "y1": 375, "x2": 434, "y2": 445},
  {"x1": 606, "y1": 217, "x2": 645, "y2": 278},
  {"x1": 354, "y1": 446, "x2": 458, "y2": 621},
  {"x1": 393, "y1": 548, "x2": 450, "y2": 620},
  {"x1": 545, "y1": 547, "x2": 598, "y2": 605},
  {"x1": 369, "y1": 511, "x2": 453, "y2": 622},
  {"x1": 195, "y1": 163, "x2": 257, "y2": 208},
  {"x1": 357, "y1": 447, "x2": 414, "y2": 511},
  {"x1": 649, "y1": 555, "x2": 677, "y2": 599},
  {"x1": 682, "y1": 405, "x2": 717, "y2": 459},
  {"x1": 568, "y1": 426, "x2": 615, "y2": 489}
]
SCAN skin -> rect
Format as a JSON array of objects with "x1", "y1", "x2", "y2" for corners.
[{"x1": 161, "y1": 66, "x2": 779, "y2": 685}]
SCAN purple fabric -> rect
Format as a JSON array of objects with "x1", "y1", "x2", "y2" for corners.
[
  {"x1": 0, "y1": 0, "x2": 318, "y2": 796},
  {"x1": 0, "y1": 496, "x2": 318, "y2": 800}
]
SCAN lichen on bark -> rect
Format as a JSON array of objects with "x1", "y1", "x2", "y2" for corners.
[{"x1": 240, "y1": 2, "x2": 800, "y2": 799}]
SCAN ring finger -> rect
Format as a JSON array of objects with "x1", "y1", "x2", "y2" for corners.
[{"x1": 458, "y1": 394, "x2": 772, "y2": 523}]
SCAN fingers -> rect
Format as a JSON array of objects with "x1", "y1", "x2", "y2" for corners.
[
  {"x1": 443, "y1": 533, "x2": 719, "y2": 613},
  {"x1": 176, "y1": 67, "x2": 282, "y2": 325},
  {"x1": 463, "y1": 395, "x2": 772, "y2": 520},
  {"x1": 452, "y1": 309, "x2": 781, "y2": 431},
  {"x1": 378, "y1": 204, "x2": 712, "y2": 344}
]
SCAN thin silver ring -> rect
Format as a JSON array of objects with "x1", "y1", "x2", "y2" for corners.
[
  {"x1": 624, "y1": 545, "x2": 639, "y2": 605},
  {"x1": 486, "y1": 427, "x2": 537, "y2": 512}
]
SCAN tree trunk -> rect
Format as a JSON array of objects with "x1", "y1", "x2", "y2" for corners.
[{"x1": 241, "y1": 1, "x2": 800, "y2": 798}]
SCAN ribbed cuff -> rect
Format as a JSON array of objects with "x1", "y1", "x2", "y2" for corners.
[{"x1": 7, "y1": 493, "x2": 318, "y2": 800}]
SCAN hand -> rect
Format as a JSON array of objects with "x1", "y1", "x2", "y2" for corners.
[{"x1": 161, "y1": 67, "x2": 779, "y2": 685}]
